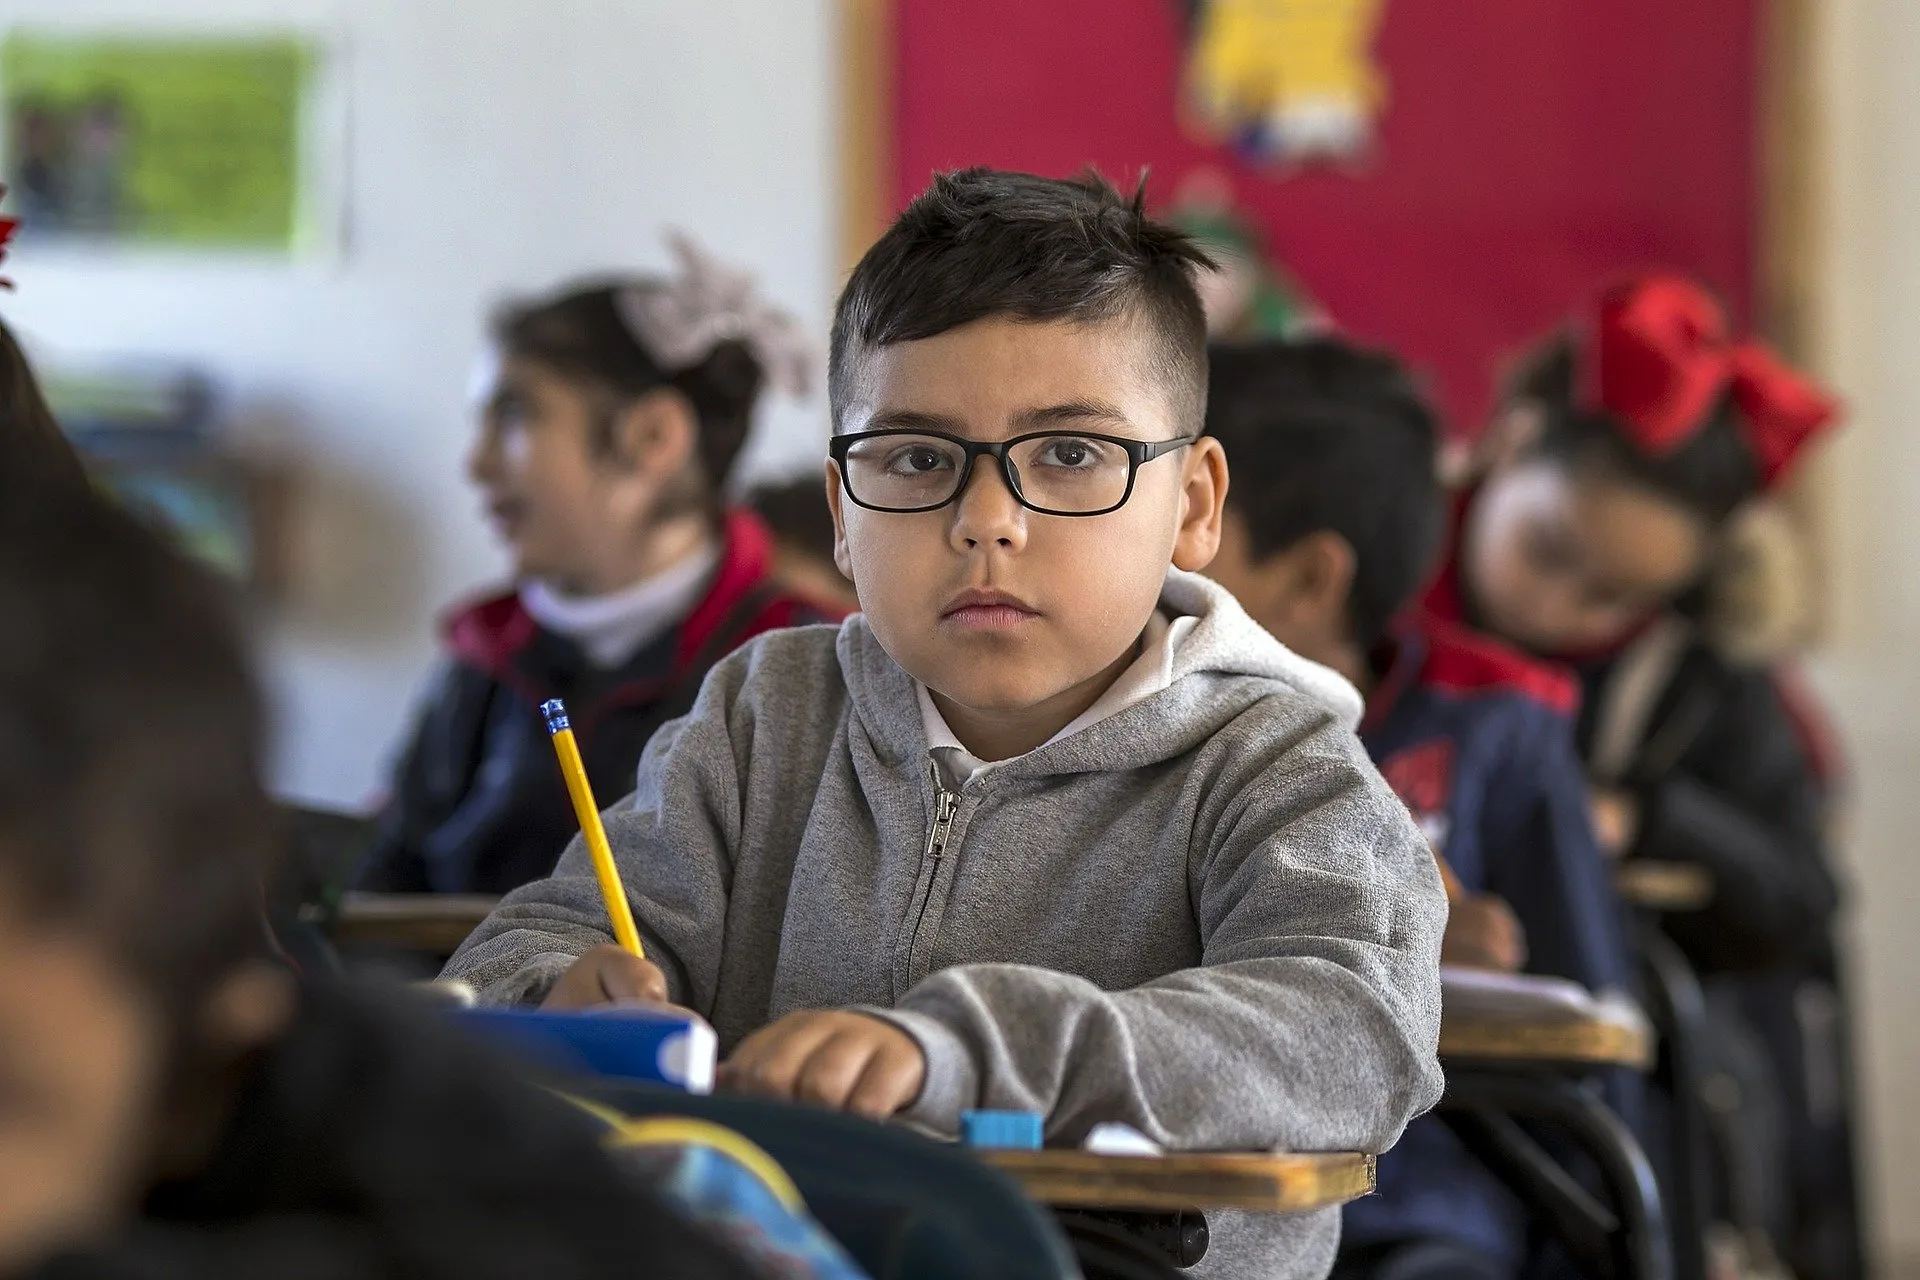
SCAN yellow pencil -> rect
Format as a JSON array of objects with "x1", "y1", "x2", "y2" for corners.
[{"x1": 541, "y1": 699, "x2": 645, "y2": 959}]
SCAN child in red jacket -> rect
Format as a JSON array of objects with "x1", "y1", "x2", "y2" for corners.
[
  {"x1": 1428, "y1": 275, "x2": 1860, "y2": 1280},
  {"x1": 359, "y1": 238, "x2": 842, "y2": 896}
]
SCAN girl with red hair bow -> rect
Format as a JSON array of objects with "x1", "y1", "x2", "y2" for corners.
[{"x1": 1425, "y1": 275, "x2": 1863, "y2": 1280}]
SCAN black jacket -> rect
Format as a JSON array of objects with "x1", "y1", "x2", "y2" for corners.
[
  {"x1": 1576, "y1": 637, "x2": 1864, "y2": 1280},
  {"x1": 20, "y1": 981, "x2": 754, "y2": 1280},
  {"x1": 357, "y1": 511, "x2": 837, "y2": 896},
  {"x1": 1575, "y1": 639, "x2": 1839, "y2": 975}
]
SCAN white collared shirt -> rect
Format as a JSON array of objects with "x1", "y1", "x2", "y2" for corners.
[
  {"x1": 916, "y1": 609, "x2": 1199, "y2": 789},
  {"x1": 520, "y1": 542, "x2": 721, "y2": 669}
]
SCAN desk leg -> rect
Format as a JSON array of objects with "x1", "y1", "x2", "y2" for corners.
[
  {"x1": 1052, "y1": 1210, "x2": 1203, "y2": 1276},
  {"x1": 1443, "y1": 1073, "x2": 1671, "y2": 1280},
  {"x1": 1637, "y1": 921, "x2": 1713, "y2": 1280}
]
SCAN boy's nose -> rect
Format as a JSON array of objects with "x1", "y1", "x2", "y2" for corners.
[
  {"x1": 465, "y1": 429, "x2": 500, "y2": 486},
  {"x1": 948, "y1": 456, "x2": 1028, "y2": 551}
]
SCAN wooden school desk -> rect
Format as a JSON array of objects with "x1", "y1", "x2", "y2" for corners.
[
  {"x1": 1438, "y1": 974, "x2": 1671, "y2": 1280},
  {"x1": 332, "y1": 891, "x2": 499, "y2": 954},
  {"x1": 980, "y1": 1148, "x2": 1375, "y2": 1214},
  {"x1": 1615, "y1": 861, "x2": 1714, "y2": 913},
  {"x1": 1440, "y1": 1002, "x2": 1655, "y2": 1071}
]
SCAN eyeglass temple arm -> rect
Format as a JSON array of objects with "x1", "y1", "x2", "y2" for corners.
[{"x1": 1137, "y1": 434, "x2": 1200, "y2": 462}]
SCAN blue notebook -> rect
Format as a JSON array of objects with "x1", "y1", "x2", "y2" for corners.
[{"x1": 461, "y1": 1005, "x2": 717, "y2": 1092}]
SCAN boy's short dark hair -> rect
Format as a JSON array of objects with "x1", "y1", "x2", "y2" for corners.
[
  {"x1": 830, "y1": 168, "x2": 1215, "y2": 433},
  {"x1": 0, "y1": 497, "x2": 277, "y2": 1019},
  {"x1": 748, "y1": 475, "x2": 837, "y2": 563},
  {"x1": 1206, "y1": 338, "x2": 1443, "y2": 648}
]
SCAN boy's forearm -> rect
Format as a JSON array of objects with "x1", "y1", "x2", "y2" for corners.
[
  {"x1": 876, "y1": 948, "x2": 1443, "y2": 1153},
  {"x1": 439, "y1": 886, "x2": 624, "y2": 1004}
]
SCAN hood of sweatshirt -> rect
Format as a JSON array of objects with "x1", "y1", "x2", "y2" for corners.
[{"x1": 838, "y1": 567, "x2": 1364, "y2": 780}]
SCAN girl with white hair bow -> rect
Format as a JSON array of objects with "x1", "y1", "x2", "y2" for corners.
[{"x1": 355, "y1": 235, "x2": 843, "y2": 901}]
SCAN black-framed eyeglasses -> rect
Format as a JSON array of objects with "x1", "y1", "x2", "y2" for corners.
[{"x1": 829, "y1": 428, "x2": 1197, "y2": 517}]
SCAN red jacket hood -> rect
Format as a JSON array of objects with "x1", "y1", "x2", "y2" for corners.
[{"x1": 1365, "y1": 616, "x2": 1581, "y2": 733}]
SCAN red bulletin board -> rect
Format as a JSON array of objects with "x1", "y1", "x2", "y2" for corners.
[{"x1": 888, "y1": 0, "x2": 1762, "y2": 434}]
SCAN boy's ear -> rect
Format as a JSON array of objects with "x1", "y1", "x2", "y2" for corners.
[
  {"x1": 198, "y1": 961, "x2": 296, "y2": 1056},
  {"x1": 1292, "y1": 530, "x2": 1359, "y2": 625},
  {"x1": 824, "y1": 458, "x2": 854, "y2": 582},
  {"x1": 608, "y1": 388, "x2": 699, "y2": 478},
  {"x1": 1170, "y1": 436, "x2": 1230, "y2": 573}
]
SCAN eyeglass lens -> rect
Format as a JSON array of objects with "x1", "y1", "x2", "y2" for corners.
[{"x1": 841, "y1": 433, "x2": 1133, "y2": 513}]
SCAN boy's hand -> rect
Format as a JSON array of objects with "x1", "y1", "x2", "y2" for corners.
[
  {"x1": 1589, "y1": 786, "x2": 1635, "y2": 855},
  {"x1": 718, "y1": 1010, "x2": 926, "y2": 1121},
  {"x1": 1590, "y1": 788, "x2": 1641, "y2": 858},
  {"x1": 1441, "y1": 893, "x2": 1528, "y2": 972},
  {"x1": 542, "y1": 944, "x2": 672, "y2": 1010}
]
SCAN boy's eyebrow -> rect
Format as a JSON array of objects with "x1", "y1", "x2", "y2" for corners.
[
  {"x1": 863, "y1": 408, "x2": 971, "y2": 434},
  {"x1": 1012, "y1": 399, "x2": 1135, "y2": 432},
  {"x1": 859, "y1": 399, "x2": 1137, "y2": 437}
]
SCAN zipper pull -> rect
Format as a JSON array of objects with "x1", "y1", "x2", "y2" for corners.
[{"x1": 927, "y1": 759, "x2": 960, "y2": 851}]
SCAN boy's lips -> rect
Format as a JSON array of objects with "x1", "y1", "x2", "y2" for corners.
[
  {"x1": 484, "y1": 497, "x2": 524, "y2": 534},
  {"x1": 940, "y1": 588, "x2": 1040, "y2": 630}
]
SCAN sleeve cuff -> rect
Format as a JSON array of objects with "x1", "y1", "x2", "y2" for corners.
[
  {"x1": 856, "y1": 1005, "x2": 979, "y2": 1135},
  {"x1": 475, "y1": 951, "x2": 579, "y2": 1008}
]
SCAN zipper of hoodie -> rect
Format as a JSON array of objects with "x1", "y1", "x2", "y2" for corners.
[{"x1": 903, "y1": 760, "x2": 961, "y2": 982}]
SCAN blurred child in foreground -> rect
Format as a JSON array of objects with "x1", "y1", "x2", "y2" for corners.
[
  {"x1": 0, "y1": 316, "x2": 88, "y2": 505},
  {"x1": 359, "y1": 237, "x2": 842, "y2": 897},
  {"x1": 0, "y1": 330, "x2": 755, "y2": 1279},
  {"x1": 1204, "y1": 338, "x2": 1635, "y2": 1280}
]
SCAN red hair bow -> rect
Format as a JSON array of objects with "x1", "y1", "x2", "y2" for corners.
[{"x1": 1580, "y1": 274, "x2": 1839, "y2": 489}]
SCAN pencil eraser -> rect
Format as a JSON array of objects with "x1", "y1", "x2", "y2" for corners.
[
  {"x1": 960, "y1": 1109, "x2": 1043, "y2": 1150},
  {"x1": 539, "y1": 699, "x2": 570, "y2": 734}
]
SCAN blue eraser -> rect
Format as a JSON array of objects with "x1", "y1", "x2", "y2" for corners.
[
  {"x1": 960, "y1": 1109, "x2": 1043, "y2": 1150},
  {"x1": 539, "y1": 699, "x2": 570, "y2": 735}
]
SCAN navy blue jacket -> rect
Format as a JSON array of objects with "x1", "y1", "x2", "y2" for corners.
[{"x1": 1343, "y1": 619, "x2": 1635, "y2": 1272}]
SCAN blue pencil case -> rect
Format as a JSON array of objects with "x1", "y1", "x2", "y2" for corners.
[{"x1": 461, "y1": 1005, "x2": 718, "y2": 1092}]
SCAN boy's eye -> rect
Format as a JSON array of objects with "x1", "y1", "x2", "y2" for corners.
[
  {"x1": 1032, "y1": 437, "x2": 1103, "y2": 469},
  {"x1": 1521, "y1": 522, "x2": 1580, "y2": 574},
  {"x1": 486, "y1": 393, "x2": 534, "y2": 433},
  {"x1": 883, "y1": 443, "x2": 958, "y2": 475}
]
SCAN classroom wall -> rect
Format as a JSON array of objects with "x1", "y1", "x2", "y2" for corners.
[
  {"x1": 0, "y1": 0, "x2": 838, "y2": 807},
  {"x1": 1809, "y1": 0, "x2": 1920, "y2": 1268}
]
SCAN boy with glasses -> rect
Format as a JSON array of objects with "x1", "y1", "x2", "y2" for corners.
[{"x1": 448, "y1": 169, "x2": 1445, "y2": 1280}]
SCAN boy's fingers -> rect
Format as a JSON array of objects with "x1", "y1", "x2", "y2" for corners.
[
  {"x1": 599, "y1": 955, "x2": 669, "y2": 1004},
  {"x1": 1493, "y1": 903, "x2": 1528, "y2": 970},
  {"x1": 721, "y1": 1015, "x2": 838, "y2": 1099},
  {"x1": 541, "y1": 947, "x2": 668, "y2": 1010},
  {"x1": 845, "y1": 1041, "x2": 925, "y2": 1120},
  {"x1": 543, "y1": 946, "x2": 627, "y2": 1009},
  {"x1": 792, "y1": 1031, "x2": 875, "y2": 1109}
]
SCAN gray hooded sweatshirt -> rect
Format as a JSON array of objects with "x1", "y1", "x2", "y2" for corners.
[{"x1": 445, "y1": 571, "x2": 1446, "y2": 1280}]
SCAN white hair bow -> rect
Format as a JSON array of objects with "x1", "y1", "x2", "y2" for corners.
[{"x1": 616, "y1": 232, "x2": 816, "y2": 399}]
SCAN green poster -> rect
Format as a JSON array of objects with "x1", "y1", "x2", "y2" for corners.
[{"x1": 1, "y1": 31, "x2": 315, "y2": 251}]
